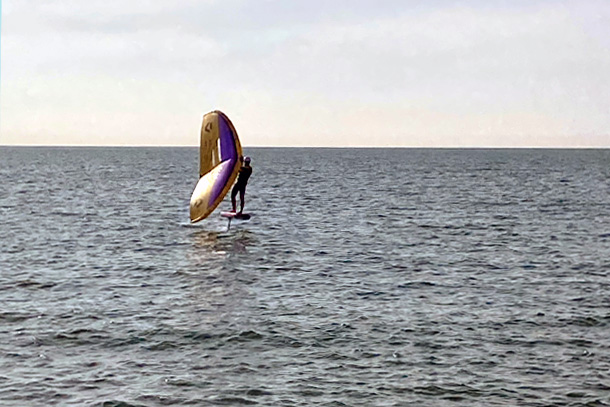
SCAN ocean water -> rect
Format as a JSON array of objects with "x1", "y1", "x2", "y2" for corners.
[{"x1": 0, "y1": 146, "x2": 609, "y2": 407}]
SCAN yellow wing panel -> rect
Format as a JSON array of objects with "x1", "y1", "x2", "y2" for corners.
[
  {"x1": 189, "y1": 160, "x2": 233, "y2": 223},
  {"x1": 200, "y1": 113, "x2": 220, "y2": 178}
]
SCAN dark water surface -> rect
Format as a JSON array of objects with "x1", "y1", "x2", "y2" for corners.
[{"x1": 1, "y1": 147, "x2": 609, "y2": 406}]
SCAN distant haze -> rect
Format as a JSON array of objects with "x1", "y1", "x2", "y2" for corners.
[{"x1": 1, "y1": 0, "x2": 609, "y2": 147}]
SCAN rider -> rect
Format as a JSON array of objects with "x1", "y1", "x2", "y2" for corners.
[{"x1": 231, "y1": 156, "x2": 252, "y2": 214}]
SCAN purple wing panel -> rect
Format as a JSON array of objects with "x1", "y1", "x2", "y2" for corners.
[
  {"x1": 218, "y1": 114, "x2": 239, "y2": 162},
  {"x1": 208, "y1": 113, "x2": 240, "y2": 206},
  {"x1": 208, "y1": 158, "x2": 236, "y2": 206}
]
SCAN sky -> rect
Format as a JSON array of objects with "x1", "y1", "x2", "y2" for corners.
[{"x1": 1, "y1": 0, "x2": 609, "y2": 147}]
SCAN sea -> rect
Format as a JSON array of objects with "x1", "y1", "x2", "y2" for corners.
[{"x1": 0, "y1": 146, "x2": 609, "y2": 407}]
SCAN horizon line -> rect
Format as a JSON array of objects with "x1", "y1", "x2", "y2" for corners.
[{"x1": 1, "y1": 144, "x2": 609, "y2": 149}]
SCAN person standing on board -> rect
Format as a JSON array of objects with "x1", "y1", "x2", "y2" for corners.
[{"x1": 231, "y1": 156, "x2": 252, "y2": 214}]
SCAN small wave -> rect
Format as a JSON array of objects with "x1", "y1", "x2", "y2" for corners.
[
  {"x1": 227, "y1": 330, "x2": 264, "y2": 343},
  {"x1": 397, "y1": 281, "x2": 436, "y2": 288},
  {"x1": 49, "y1": 211, "x2": 81, "y2": 217},
  {"x1": 558, "y1": 315, "x2": 609, "y2": 328},
  {"x1": 413, "y1": 384, "x2": 483, "y2": 397},
  {"x1": 354, "y1": 290, "x2": 385, "y2": 297},
  {"x1": 100, "y1": 401, "x2": 146, "y2": 407},
  {"x1": 14, "y1": 279, "x2": 57, "y2": 290},
  {"x1": 0, "y1": 312, "x2": 34, "y2": 323},
  {"x1": 211, "y1": 396, "x2": 258, "y2": 405},
  {"x1": 570, "y1": 316, "x2": 607, "y2": 327},
  {"x1": 245, "y1": 389, "x2": 273, "y2": 397},
  {"x1": 145, "y1": 340, "x2": 179, "y2": 351}
]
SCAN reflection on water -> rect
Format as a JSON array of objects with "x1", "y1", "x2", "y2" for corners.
[
  {"x1": 191, "y1": 228, "x2": 254, "y2": 255},
  {"x1": 179, "y1": 228, "x2": 258, "y2": 328},
  {"x1": 192, "y1": 230, "x2": 222, "y2": 250},
  {"x1": 185, "y1": 230, "x2": 225, "y2": 270},
  {"x1": 222, "y1": 230, "x2": 254, "y2": 254}
]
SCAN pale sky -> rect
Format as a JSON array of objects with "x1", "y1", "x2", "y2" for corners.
[{"x1": 1, "y1": 0, "x2": 609, "y2": 147}]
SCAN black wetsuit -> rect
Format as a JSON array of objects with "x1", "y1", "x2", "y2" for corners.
[
  {"x1": 231, "y1": 164, "x2": 252, "y2": 199},
  {"x1": 235, "y1": 165, "x2": 252, "y2": 189}
]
